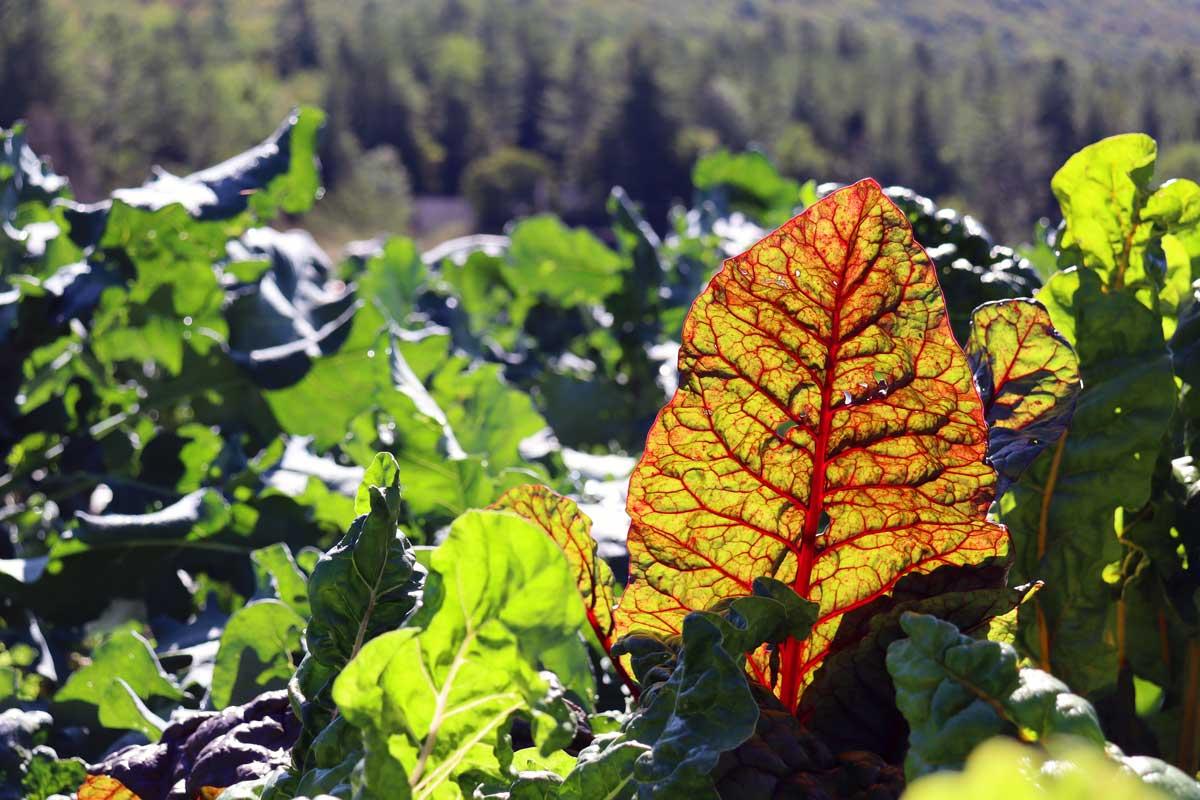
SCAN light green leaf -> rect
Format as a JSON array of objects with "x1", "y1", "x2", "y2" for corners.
[
  {"x1": 53, "y1": 629, "x2": 182, "y2": 738},
  {"x1": 332, "y1": 509, "x2": 589, "y2": 799},
  {"x1": 212, "y1": 599, "x2": 306, "y2": 709},
  {"x1": 1051, "y1": 133, "x2": 1157, "y2": 287}
]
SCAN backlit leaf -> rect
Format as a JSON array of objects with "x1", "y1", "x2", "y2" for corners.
[
  {"x1": 616, "y1": 179, "x2": 1007, "y2": 711},
  {"x1": 965, "y1": 299, "x2": 1082, "y2": 496},
  {"x1": 1001, "y1": 268, "x2": 1176, "y2": 693},
  {"x1": 491, "y1": 485, "x2": 617, "y2": 652},
  {"x1": 332, "y1": 510, "x2": 587, "y2": 799}
]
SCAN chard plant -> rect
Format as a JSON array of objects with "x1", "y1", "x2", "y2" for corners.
[{"x1": 3, "y1": 111, "x2": 1200, "y2": 800}]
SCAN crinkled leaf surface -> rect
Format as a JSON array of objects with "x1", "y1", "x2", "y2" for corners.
[
  {"x1": 1001, "y1": 268, "x2": 1176, "y2": 693},
  {"x1": 331, "y1": 510, "x2": 588, "y2": 800},
  {"x1": 83, "y1": 690, "x2": 298, "y2": 800},
  {"x1": 797, "y1": 562, "x2": 1025, "y2": 762},
  {"x1": 887, "y1": 612, "x2": 1103, "y2": 780},
  {"x1": 965, "y1": 299, "x2": 1081, "y2": 496},
  {"x1": 491, "y1": 485, "x2": 617, "y2": 653},
  {"x1": 563, "y1": 578, "x2": 817, "y2": 800},
  {"x1": 305, "y1": 453, "x2": 424, "y2": 673},
  {"x1": 618, "y1": 179, "x2": 1007, "y2": 710}
]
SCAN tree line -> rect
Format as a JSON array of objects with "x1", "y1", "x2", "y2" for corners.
[{"x1": 2, "y1": 0, "x2": 1199, "y2": 243}]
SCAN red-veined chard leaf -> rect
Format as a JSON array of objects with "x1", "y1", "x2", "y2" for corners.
[
  {"x1": 965, "y1": 299, "x2": 1082, "y2": 496},
  {"x1": 616, "y1": 179, "x2": 1008, "y2": 711}
]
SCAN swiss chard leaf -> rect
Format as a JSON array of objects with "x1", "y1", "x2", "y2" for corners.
[
  {"x1": 887, "y1": 612, "x2": 1104, "y2": 780},
  {"x1": 1001, "y1": 268, "x2": 1176, "y2": 693},
  {"x1": 491, "y1": 485, "x2": 617, "y2": 654},
  {"x1": 303, "y1": 453, "x2": 424, "y2": 673},
  {"x1": 617, "y1": 179, "x2": 1007, "y2": 712},
  {"x1": 891, "y1": 615, "x2": 1200, "y2": 797},
  {"x1": 965, "y1": 299, "x2": 1082, "y2": 496},
  {"x1": 561, "y1": 578, "x2": 818, "y2": 800},
  {"x1": 331, "y1": 509, "x2": 589, "y2": 799}
]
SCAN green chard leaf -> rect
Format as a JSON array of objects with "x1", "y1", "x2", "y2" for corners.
[
  {"x1": 887, "y1": 612, "x2": 1104, "y2": 781},
  {"x1": 1001, "y1": 267, "x2": 1176, "y2": 693},
  {"x1": 560, "y1": 579, "x2": 818, "y2": 800},
  {"x1": 1051, "y1": 133, "x2": 1200, "y2": 334},
  {"x1": 289, "y1": 453, "x2": 424, "y2": 773},
  {"x1": 331, "y1": 509, "x2": 590, "y2": 799},
  {"x1": 304, "y1": 452, "x2": 424, "y2": 674},
  {"x1": 53, "y1": 628, "x2": 182, "y2": 741}
]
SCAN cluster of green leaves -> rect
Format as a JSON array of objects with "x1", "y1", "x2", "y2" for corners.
[
  {"x1": 996, "y1": 134, "x2": 1200, "y2": 773},
  {"x1": 5, "y1": 108, "x2": 1200, "y2": 800}
]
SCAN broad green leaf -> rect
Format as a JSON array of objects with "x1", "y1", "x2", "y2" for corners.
[
  {"x1": 431, "y1": 360, "x2": 547, "y2": 472},
  {"x1": 1001, "y1": 268, "x2": 1175, "y2": 692},
  {"x1": 212, "y1": 599, "x2": 306, "y2": 709},
  {"x1": 490, "y1": 485, "x2": 617, "y2": 653},
  {"x1": 1051, "y1": 133, "x2": 1157, "y2": 288},
  {"x1": 887, "y1": 612, "x2": 1103, "y2": 780},
  {"x1": 965, "y1": 299, "x2": 1081, "y2": 495},
  {"x1": 53, "y1": 629, "x2": 182, "y2": 740},
  {"x1": 265, "y1": 303, "x2": 389, "y2": 450},
  {"x1": 1051, "y1": 134, "x2": 1200, "y2": 334},
  {"x1": 504, "y1": 215, "x2": 626, "y2": 309},
  {"x1": 900, "y1": 737, "x2": 1190, "y2": 800},
  {"x1": 617, "y1": 179, "x2": 1007, "y2": 712},
  {"x1": 332, "y1": 509, "x2": 588, "y2": 799}
]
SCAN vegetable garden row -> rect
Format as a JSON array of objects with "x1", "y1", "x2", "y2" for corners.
[{"x1": 2, "y1": 109, "x2": 1200, "y2": 799}]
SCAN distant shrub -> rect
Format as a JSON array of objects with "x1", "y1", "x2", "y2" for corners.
[{"x1": 462, "y1": 146, "x2": 554, "y2": 231}]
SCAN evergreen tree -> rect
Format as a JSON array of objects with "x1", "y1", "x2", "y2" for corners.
[
  {"x1": 276, "y1": 0, "x2": 321, "y2": 77},
  {"x1": 583, "y1": 31, "x2": 688, "y2": 225},
  {"x1": 1034, "y1": 57, "x2": 1078, "y2": 164}
]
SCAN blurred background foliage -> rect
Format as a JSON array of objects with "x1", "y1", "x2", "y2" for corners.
[{"x1": 2, "y1": 0, "x2": 1199, "y2": 247}]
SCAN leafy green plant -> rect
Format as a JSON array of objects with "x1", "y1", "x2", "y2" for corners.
[{"x1": 5, "y1": 110, "x2": 1200, "y2": 800}]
